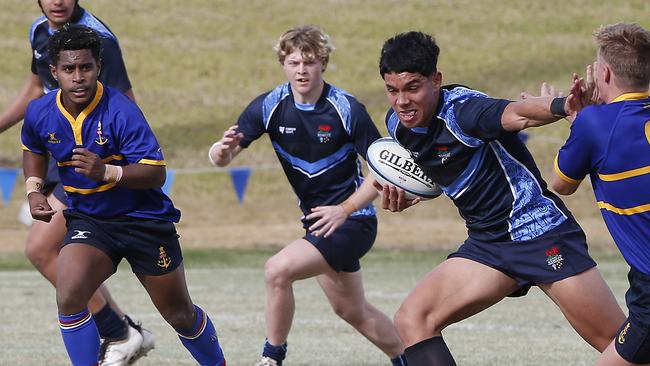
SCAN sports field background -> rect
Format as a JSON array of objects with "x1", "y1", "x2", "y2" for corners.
[{"x1": 0, "y1": 0, "x2": 648, "y2": 364}]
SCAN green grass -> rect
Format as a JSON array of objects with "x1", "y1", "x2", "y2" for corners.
[{"x1": 0, "y1": 248, "x2": 630, "y2": 365}]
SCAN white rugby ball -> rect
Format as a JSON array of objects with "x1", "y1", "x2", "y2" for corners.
[{"x1": 367, "y1": 137, "x2": 442, "y2": 200}]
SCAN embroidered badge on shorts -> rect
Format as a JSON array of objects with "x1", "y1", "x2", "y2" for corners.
[
  {"x1": 157, "y1": 246, "x2": 172, "y2": 269},
  {"x1": 545, "y1": 246, "x2": 564, "y2": 270},
  {"x1": 618, "y1": 322, "x2": 631, "y2": 344}
]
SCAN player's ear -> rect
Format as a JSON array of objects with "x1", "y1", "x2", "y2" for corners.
[
  {"x1": 49, "y1": 64, "x2": 58, "y2": 81},
  {"x1": 431, "y1": 71, "x2": 442, "y2": 88}
]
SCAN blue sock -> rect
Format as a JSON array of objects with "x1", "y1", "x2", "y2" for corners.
[
  {"x1": 391, "y1": 354, "x2": 409, "y2": 366},
  {"x1": 59, "y1": 309, "x2": 100, "y2": 366},
  {"x1": 92, "y1": 304, "x2": 126, "y2": 339},
  {"x1": 262, "y1": 339, "x2": 288, "y2": 365},
  {"x1": 177, "y1": 305, "x2": 225, "y2": 366}
]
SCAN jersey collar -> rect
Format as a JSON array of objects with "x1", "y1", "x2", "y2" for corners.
[
  {"x1": 56, "y1": 81, "x2": 104, "y2": 145},
  {"x1": 611, "y1": 91, "x2": 650, "y2": 103}
]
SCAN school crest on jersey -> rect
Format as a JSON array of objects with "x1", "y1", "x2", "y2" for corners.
[
  {"x1": 317, "y1": 124, "x2": 332, "y2": 143},
  {"x1": 95, "y1": 121, "x2": 109, "y2": 145},
  {"x1": 545, "y1": 246, "x2": 564, "y2": 270},
  {"x1": 47, "y1": 132, "x2": 61, "y2": 144},
  {"x1": 157, "y1": 246, "x2": 172, "y2": 269},
  {"x1": 436, "y1": 145, "x2": 450, "y2": 164}
]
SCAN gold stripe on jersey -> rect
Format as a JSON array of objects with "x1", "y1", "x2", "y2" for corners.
[
  {"x1": 57, "y1": 154, "x2": 124, "y2": 167},
  {"x1": 611, "y1": 92, "x2": 650, "y2": 103},
  {"x1": 598, "y1": 201, "x2": 650, "y2": 216},
  {"x1": 554, "y1": 154, "x2": 581, "y2": 184},
  {"x1": 598, "y1": 166, "x2": 650, "y2": 182},
  {"x1": 138, "y1": 159, "x2": 166, "y2": 166},
  {"x1": 56, "y1": 82, "x2": 104, "y2": 145},
  {"x1": 63, "y1": 181, "x2": 117, "y2": 194}
]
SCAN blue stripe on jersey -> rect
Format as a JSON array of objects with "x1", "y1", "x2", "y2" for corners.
[
  {"x1": 326, "y1": 86, "x2": 353, "y2": 135},
  {"x1": 490, "y1": 141, "x2": 566, "y2": 240},
  {"x1": 439, "y1": 87, "x2": 488, "y2": 147},
  {"x1": 387, "y1": 112, "x2": 400, "y2": 138},
  {"x1": 272, "y1": 141, "x2": 357, "y2": 178},
  {"x1": 440, "y1": 144, "x2": 489, "y2": 198},
  {"x1": 29, "y1": 16, "x2": 48, "y2": 44},
  {"x1": 262, "y1": 84, "x2": 291, "y2": 130}
]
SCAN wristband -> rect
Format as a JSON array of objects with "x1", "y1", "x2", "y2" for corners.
[
  {"x1": 103, "y1": 164, "x2": 123, "y2": 183},
  {"x1": 25, "y1": 176, "x2": 44, "y2": 196},
  {"x1": 340, "y1": 200, "x2": 358, "y2": 215},
  {"x1": 550, "y1": 97, "x2": 568, "y2": 117}
]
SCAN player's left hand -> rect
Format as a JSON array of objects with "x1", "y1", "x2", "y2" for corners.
[
  {"x1": 380, "y1": 183, "x2": 421, "y2": 212},
  {"x1": 70, "y1": 148, "x2": 105, "y2": 181},
  {"x1": 306, "y1": 205, "x2": 347, "y2": 238}
]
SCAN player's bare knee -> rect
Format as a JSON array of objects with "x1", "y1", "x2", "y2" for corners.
[
  {"x1": 264, "y1": 257, "x2": 292, "y2": 288},
  {"x1": 56, "y1": 288, "x2": 88, "y2": 315},
  {"x1": 161, "y1": 304, "x2": 196, "y2": 330},
  {"x1": 332, "y1": 302, "x2": 365, "y2": 325},
  {"x1": 24, "y1": 239, "x2": 56, "y2": 271}
]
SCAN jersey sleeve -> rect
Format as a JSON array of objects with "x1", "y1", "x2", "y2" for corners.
[
  {"x1": 236, "y1": 94, "x2": 267, "y2": 148},
  {"x1": 555, "y1": 112, "x2": 596, "y2": 184},
  {"x1": 98, "y1": 37, "x2": 132, "y2": 93},
  {"x1": 21, "y1": 101, "x2": 47, "y2": 155},
  {"x1": 454, "y1": 96, "x2": 510, "y2": 140},
  {"x1": 349, "y1": 98, "x2": 381, "y2": 159},
  {"x1": 114, "y1": 99, "x2": 165, "y2": 165}
]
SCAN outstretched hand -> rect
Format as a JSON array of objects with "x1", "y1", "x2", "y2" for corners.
[{"x1": 211, "y1": 125, "x2": 243, "y2": 166}]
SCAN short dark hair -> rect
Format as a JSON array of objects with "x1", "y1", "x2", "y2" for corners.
[
  {"x1": 379, "y1": 31, "x2": 440, "y2": 78},
  {"x1": 48, "y1": 24, "x2": 101, "y2": 65}
]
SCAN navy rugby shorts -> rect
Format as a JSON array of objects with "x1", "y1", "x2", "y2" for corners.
[
  {"x1": 448, "y1": 218, "x2": 596, "y2": 297},
  {"x1": 304, "y1": 215, "x2": 377, "y2": 272},
  {"x1": 615, "y1": 268, "x2": 650, "y2": 363},
  {"x1": 63, "y1": 210, "x2": 183, "y2": 276}
]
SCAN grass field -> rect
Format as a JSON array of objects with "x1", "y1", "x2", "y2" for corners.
[{"x1": 0, "y1": 248, "x2": 631, "y2": 365}]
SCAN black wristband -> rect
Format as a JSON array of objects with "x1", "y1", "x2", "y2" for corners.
[{"x1": 550, "y1": 97, "x2": 568, "y2": 117}]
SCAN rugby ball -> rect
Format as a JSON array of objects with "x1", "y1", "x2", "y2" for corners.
[{"x1": 367, "y1": 137, "x2": 442, "y2": 200}]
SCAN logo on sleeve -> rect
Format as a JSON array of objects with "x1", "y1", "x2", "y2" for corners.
[
  {"x1": 157, "y1": 246, "x2": 172, "y2": 269},
  {"x1": 317, "y1": 124, "x2": 332, "y2": 143},
  {"x1": 94, "y1": 121, "x2": 109, "y2": 145},
  {"x1": 545, "y1": 246, "x2": 564, "y2": 270},
  {"x1": 47, "y1": 132, "x2": 61, "y2": 144},
  {"x1": 34, "y1": 50, "x2": 42, "y2": 59}
]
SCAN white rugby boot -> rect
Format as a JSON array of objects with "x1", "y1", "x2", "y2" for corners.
[
  {"x1": 123, "y1": 315, "x2": 155, "y2": 364},
  {"x1": 99, "y1": 320, "x2": 143, "y2": 366},
  {"x1": 255, "y1": 356, "x2": 278, "y2": 366}
]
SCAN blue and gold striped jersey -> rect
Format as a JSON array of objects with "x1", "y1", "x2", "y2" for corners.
[
  {"x1": 21, "y1": 82, "x2": 180, "y2": 222},
  {"x1": 237, "y1": 82, "x2": 379, "y2": 226},
  {"x1": 556, "y1": 92, "x2": 650, "y2": 273}
]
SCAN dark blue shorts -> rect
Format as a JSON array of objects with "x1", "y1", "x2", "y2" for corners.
[
  {"x1": 448, "y1": 219, "x2": 596, "y2": 297},
  {"x1": 615, "y1": 268, "x2": 650, "y2": 363},
  {"x1": 43, "y1": 157, "x2": 66, "y2": 203},
  {"x1": 304, "y1": 215, "x2": 377, "y2": 272},
  {"x1": 63, "y1": 210, "x2": 183, "y2": 276}
]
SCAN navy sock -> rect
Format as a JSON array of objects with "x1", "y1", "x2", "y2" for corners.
[
  {"x1": 405, "y1": 336, "x2": 456, "y2": 366},
  {"x1": 391, "y1": 354, "x2": 409, "y2": 366},
  {"x1": 177, "y1": 305, "x2": 225, "y2": 366},
  {"x1": 262, "y1": 339, "x2": 287, "y2": 365},
  {"x1": 92, "y1": 304, "x2": 126, "y2": 339}
]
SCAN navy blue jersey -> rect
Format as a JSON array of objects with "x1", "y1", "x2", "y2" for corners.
[
  {"x1": 29, "y1": 7, "x2": 131, "y2": 94},
  {"x1": 237, "y1": 82, "x2": 380, "y2": 222},
  {"x1": 386, "y1": 85, "x2": 571, "y2": 242},
  {"x1": 22, "y1": 82, "x2": 180, "y2": 222}
]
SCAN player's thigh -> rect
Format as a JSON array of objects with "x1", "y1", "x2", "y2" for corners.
[
  {"x1": 540, "y1": 267, "x2": 625, "y2": 348},
  {"x1": 265, "y1": 238, "x2": 332, "y2": 282},
  {"x1": 25, "y1": 193, "x2": 68, "y2": 255},
  {"x1": 316, "y1": 269, "x2": 365, "y2": 309},
  {"x1": 595, "y1": 341, "x2": 647, "y2": 366},
  {"x1": 399, "y1": 257, "x2": 519, "y2": 330}
]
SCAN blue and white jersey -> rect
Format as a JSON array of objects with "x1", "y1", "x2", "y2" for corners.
[
  {"x1": 237, "y1": 82, "x2": 380, "y2": 225},
  {"x1": 29, "y1": 7, "x2": 131, "y2": 94},
  {"x1": 22, "y1": 82, "x2": 180, "y2": 222},
  {"x1": 556, "y1": 92, "x2": 650, "y2": 273},
  {"x1": 386, "y1": 84, "x2": 570, "y2": 242}
]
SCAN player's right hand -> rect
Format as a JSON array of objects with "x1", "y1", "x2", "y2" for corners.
[
  {"x1": 27, "y1": 192, "x2": 57, "y2": 222},
  {"x1": 376, "y1": 182, "x2": 421, "y2": 212},
  {"x1": 220, "y1": 125, "x2": 243, "y2": 151}
]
